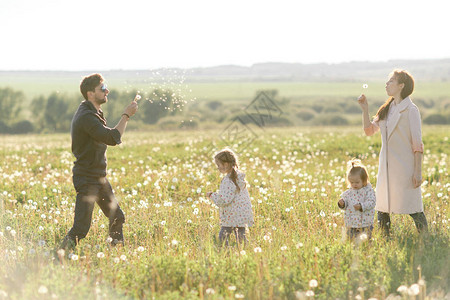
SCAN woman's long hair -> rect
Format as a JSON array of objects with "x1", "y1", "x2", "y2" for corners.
[
  {"x1": 214, "y1": 149, "x2": 243, "y2": 192},
  {"x1": 375, "y1": 70, "x2": 415, "y2": 121}
]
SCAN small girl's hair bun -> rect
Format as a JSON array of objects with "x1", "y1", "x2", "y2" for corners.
[
  {"x1": 346, "y1": 158, "x2": 369, "y2": 186},
  {"x1": 348, "y1": 158, "x2": 362, "y2": 169}
]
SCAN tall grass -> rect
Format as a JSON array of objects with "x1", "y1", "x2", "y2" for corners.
[{"x1": 0, "y1": 126, "x2": 448, "y2": 299}]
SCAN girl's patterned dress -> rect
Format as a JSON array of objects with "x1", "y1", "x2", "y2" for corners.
[
  {"x1": 210, "y1": 170, "x2": 254, "y2": 228},
  {"x1": 340, "y1": 183, "x2": 376, "y2": 238}
]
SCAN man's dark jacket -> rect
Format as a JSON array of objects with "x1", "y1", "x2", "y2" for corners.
[{"x1": 71, "y1": 100, "x2": 121, "y2": 177}]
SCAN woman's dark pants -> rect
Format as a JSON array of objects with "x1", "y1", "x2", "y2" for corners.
[{"x1": 377, "y1": 211, "x2": 428, "y2": 236}]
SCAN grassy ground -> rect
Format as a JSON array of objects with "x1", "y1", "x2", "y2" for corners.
[{"x1": 0, "y1": 126, "x2": 448, "y2": 299}]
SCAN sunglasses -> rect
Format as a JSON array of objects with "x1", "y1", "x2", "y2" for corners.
[{"x1": 100, "y1": 83, "x2": 108, "y2": 92}]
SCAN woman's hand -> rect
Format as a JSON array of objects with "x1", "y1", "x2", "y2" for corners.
[
  {"x1": 357, "y1": 94, "x2": 369, "y2": 112},
  {"x1": 412, "y1": 170, "x2": 422, "y2": 188}
]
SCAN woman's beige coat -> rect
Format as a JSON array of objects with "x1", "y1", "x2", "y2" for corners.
[{"x1": 365, "y1": 97, "x2": 424, "y2": 214}]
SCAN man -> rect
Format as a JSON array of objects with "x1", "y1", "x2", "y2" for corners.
[{"x1": 60, "y1": 73, "x2": 138, "y2": 250}]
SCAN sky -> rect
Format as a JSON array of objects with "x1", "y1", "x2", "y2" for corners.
[{"x1": 0, "y1": 0, "x2": 448, "y2": 71}]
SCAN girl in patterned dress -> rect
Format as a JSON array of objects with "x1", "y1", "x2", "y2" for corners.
[
  {"x1": 206, "y1": 149, "x2": 254, "y2": 246},
  {"x1": 338, "y1": 159, "x2": 376, "y2": 239}
]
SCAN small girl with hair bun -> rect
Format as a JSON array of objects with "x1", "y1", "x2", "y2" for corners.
[
  {"x1": 206, "y1": 148, "x2": 254, "y2": 246},
  {"x1": 338, "y1": 159, "x2": 376, "y2": 239}
]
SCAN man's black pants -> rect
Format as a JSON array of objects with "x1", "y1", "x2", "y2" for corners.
[{"x1": 63, "y1": 176, "x2": 125, "y2": 247}]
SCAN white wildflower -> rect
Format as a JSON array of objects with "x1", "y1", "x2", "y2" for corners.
[
  {"x1": 408, "y1": 284, "x2": 420, "y2": 296},
  {"x1": 38, "y1": 285, "x2": 48, "y2": 294},
  {"x1": 397, "y1": 285, "x2": 408, "y2": 293},
  {"x1": 309, "y1": 279, "x2": 318, "y2": 288}
]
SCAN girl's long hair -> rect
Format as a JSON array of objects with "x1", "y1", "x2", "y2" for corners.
[
  {"x1": 214, "y1": 149, "x2": 243, "y2": 192},
  {"x1": 375, "y1": 70, "x2": 415, "y2": 121}
]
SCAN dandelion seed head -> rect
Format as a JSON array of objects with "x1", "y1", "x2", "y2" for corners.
[
  {"x1": 309, "y1": 279, "x2": 318, "y2": 288},
  {"x1": 38, "y1": 285, "x2": 48, "y2": 294},
  {"x1": 359, "y1": 233, "x2": 368, "y2": 242},
  {"x1": 408, "y1": 284, "x2": 420, "y2": 296},
  {"x1": 263, "y1": 235, "x2": 272, "y2": 242},
  {"x1": 397, "y1": 285, "x2": 408, "y2": 293},
  {"x1": 57, "y1": 249, "x2": 65, "y2": 257},
  {"x1": 305, "y1": 290, "x2": 315, "y2": 297}
]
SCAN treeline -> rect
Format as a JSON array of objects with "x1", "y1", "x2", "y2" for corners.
[
  {"x1": 0, "y1": 87, "x2": 184, "y2": 134},
  {"x1": 0, "y1": 87, "x2": 449, "y2": 134}
]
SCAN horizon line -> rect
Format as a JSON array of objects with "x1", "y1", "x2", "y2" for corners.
[{"x1": 1, "y1": 57, "x2": 449, "y2": 73}]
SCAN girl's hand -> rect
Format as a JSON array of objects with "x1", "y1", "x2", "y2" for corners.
[
  {"x1": 338, "y1": 199, "x2": 345, "y2": 208},
  {"x1": 357, "y1": 94, "x2": 369, "y2": 112},
  {"x1": 206, "y1": 192, "x2": 212, "y2": 198},
  {"x1": 354, "y1": 203, "x2": 362, "y2": 212},
  {"x1": 412, "y1": 170, "x2": 422, "y2": 188}
]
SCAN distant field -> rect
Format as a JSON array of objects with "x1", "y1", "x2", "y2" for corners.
[{"x1": 1, "y1": 73, "x2": 449, "y2": 104}]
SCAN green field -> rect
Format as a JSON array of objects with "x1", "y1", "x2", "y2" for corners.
[
  {"x1": 0, "y1": 127, "x2": 448, "y2": 299},
  {"x1": 1, "y1": 75, "x2": 450, "y2": 103}
]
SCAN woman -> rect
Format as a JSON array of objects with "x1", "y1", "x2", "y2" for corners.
[{"x1": 358, "y1": 69, "x2": 428, "y2": 236}]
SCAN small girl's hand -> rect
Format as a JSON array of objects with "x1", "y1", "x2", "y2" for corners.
[
  {"x1": 353, "y1": 203, "x2": 362, "y2": 212},
  {"x1": 206, "y1": 192, "x2": 212, "y2": 198},
  {"x1": 338, "y1": 199, "x2": 345, "y2": 208}
]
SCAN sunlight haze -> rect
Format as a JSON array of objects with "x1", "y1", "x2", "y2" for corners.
[{"x1": 0, "y1": 0, "x2": 448, "y2": 70}]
